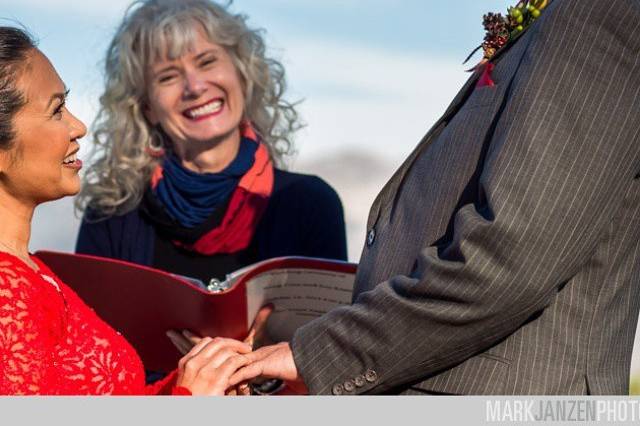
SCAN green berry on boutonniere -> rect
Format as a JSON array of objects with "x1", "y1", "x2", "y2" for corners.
[{"x1": 464, "y1": 0, "x2": 549, "y2": 70}]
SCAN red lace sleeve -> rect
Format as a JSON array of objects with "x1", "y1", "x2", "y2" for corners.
[
  {"x1": 1, "y1": 254, "x2": 191, "y2": 396},
  {"x1": 0, "y1": 260, "x2": 65, "y2": 395}
]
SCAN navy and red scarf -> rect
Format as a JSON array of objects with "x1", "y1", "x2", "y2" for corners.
[{"x1": 142, "y1": 124, "x2": 274, "y2": 255}]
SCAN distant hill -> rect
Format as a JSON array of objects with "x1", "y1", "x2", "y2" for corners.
[{"x1": 294, "y1": 149, "x2": 400, "y2": 261}]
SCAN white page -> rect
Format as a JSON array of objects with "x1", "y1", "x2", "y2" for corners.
[{"x1": 245, "y1": 268, "x2": 355, "y2": 342}]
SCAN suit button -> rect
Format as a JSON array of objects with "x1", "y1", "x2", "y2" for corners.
[
  {"x1": 344, "y1": 380, "x2": 356, "y2": 393},
  {"x1": 366, "y1": 228, "x2": 376, "y2": 247},
  {"x1": 332, "y1": 384, "x2": 344, "y2": 395},
  {"x1": 354, "y1": 375, "x2": 366, "y2": 387},
  {"x1": 365, "y1": 369, "x2": 378, "y2": 383}
]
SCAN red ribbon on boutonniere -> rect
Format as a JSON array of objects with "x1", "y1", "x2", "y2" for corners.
[
  {"x1": 464, "y1": 0, "x2": 549, "y2": 72},
  {"x1": 476, "y1": 63, "x2": 496, "y2": 88}
]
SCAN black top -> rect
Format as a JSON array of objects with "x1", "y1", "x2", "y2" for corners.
[{"x1": 76, "y1": 169, "x2": 348, "y2": 282}]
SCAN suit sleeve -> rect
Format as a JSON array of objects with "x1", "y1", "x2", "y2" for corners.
[{"x1": 291, "y1": 0, "x2": 640, "y2": 394}]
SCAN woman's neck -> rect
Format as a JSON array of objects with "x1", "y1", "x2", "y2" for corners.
[
  {"x1": 0, "y1": 191, "x2": 34, "y2": 260},
  {"x1": 172, "y1": 128, "x2": 242, "y2": 174}
]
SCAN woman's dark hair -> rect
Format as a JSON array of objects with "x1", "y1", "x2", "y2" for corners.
[{"x1": 0, "y1": 26, "x2": 36, "y2": 150}]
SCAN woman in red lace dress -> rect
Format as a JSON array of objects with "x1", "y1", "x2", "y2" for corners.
[{"x1": 0, "y1": 26, "x2": 251, "y2": 396}]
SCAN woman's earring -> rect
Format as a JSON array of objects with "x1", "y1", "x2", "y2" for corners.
[{"x1": 146, "y1": 126, "x2": 166, "y2": 158}]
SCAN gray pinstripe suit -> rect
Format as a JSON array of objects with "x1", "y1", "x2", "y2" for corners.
[{"x1": 290, "y1": 0, "x2": 640, "y2": 395}]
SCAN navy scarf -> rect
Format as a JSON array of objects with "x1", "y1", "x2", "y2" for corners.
[{"x1": 153, "y1": 138, "x2": 257, "y2": 228}]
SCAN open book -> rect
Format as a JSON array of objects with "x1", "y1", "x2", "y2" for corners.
[{"x1": 34, "y1": 251, "x2": 357, "y2": 371}]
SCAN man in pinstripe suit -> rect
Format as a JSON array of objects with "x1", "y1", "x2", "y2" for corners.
[{"x1": 232, "y1": 0, "x2": 640, "y2": 395}]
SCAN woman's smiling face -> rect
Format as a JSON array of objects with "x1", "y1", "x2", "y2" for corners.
[
  {"x1": 0, "y1": 49, "x2": 86, "y2": 205},
  {"x1": 144, "y1": 27, "x2": 245, "y2": 152}
]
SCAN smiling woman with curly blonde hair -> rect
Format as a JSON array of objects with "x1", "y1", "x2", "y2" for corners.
[
  {"x1": 75, "y1": 0, "x2": 347, "y2": 349},
  {"x1": 78, "y1": 0, "x2": 299, "y2": 216}
]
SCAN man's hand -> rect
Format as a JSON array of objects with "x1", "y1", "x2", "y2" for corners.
[{"x1": 229, "y1": 342, "x2": 309, "y2": 395}]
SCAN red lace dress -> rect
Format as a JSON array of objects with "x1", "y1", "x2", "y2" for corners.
[{"x1": 0, "y1": 252, "x2": 187, "y2": 395}]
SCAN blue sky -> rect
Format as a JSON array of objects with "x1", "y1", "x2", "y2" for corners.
[
  {"x1": 6, "y1": 1, "x2": 510, "y2": 58},
  {"x1": 2, "y1": 0, "x2": 511, "y2": 161}
]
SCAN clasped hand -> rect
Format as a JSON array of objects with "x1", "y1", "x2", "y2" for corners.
[{"x1": 168, "y1": 306, "x2": 308, "y2": 395}]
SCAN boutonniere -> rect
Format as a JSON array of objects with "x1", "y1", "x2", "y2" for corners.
[{"x1": 465, "y1": 0, "x2": 549, "y2": 73}]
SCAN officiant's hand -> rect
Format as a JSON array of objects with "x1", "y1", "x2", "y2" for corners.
[
  {"x1": 166, "y1": 329, "x2": 199, "y2": 355},
  {"x1": 244, "y1": 304, "x2": 274, "y2": 349},
  {"x1": 229, "y1": 342, "x2": 309, "y2": 395},
  {"x1": 167, "y1": 305, "x2": 274, "y2": 355},
  {"x1": 175, "y1": 337, "x2": 252, "y2": 395}
]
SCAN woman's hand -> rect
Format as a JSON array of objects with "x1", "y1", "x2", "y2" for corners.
[{"x1": 175, "y1": 337, "x2": 252, "y2": 395}]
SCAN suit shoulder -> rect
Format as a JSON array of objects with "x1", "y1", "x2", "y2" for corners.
[{"x1": 539, "y1": 0, "x2": 639, "y2": 37}]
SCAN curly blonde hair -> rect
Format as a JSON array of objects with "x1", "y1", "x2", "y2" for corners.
[{"x1": 77, "y1": 0, "x2": 300, "y2": 217}]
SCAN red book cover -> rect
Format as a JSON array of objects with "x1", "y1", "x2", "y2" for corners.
[{"x1": 34, "y1": 251, "x2": 357, "y2": 372}]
